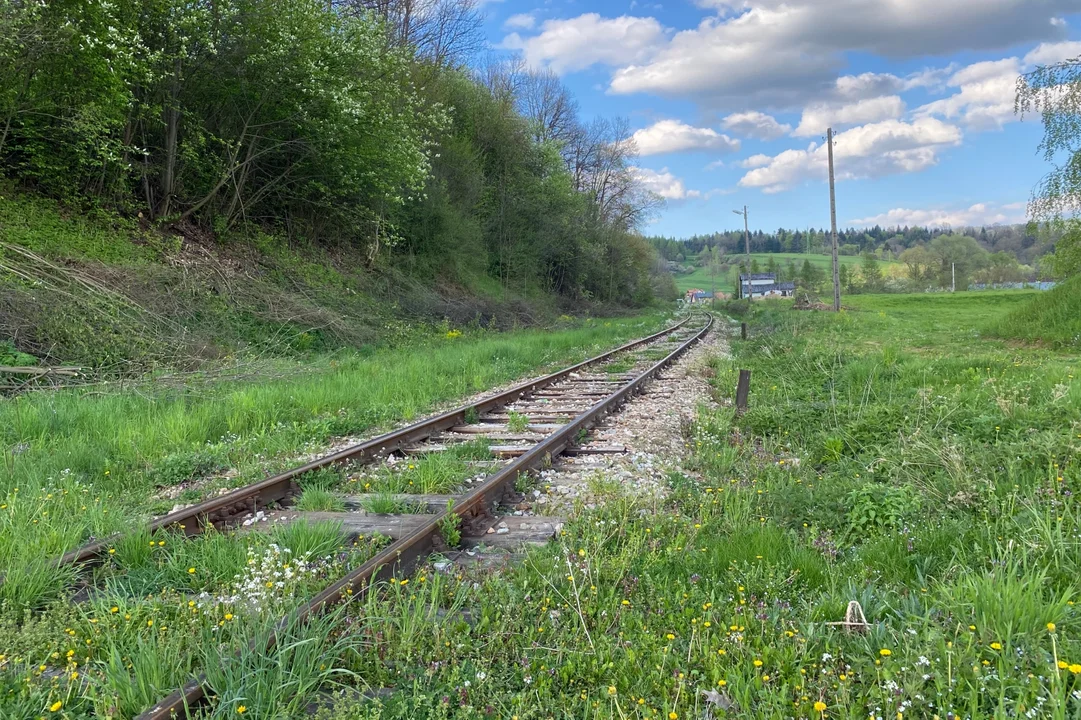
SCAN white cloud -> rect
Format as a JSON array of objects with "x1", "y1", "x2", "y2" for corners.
[
  {"x1": 503, "y1": 13, "x2": 536, "y2": 31},
  {"x1": 632, "y1": 120, "x2": 741, "y2": 156},
  {"x1": 720, "y1": 111, "x2": 792, "y2": 140},
  {"x1": 632, "y1": 167, "x2": 702, "y2": 200},
  {"x1": 605, "y1": 0, "x2": 1072, "y2": 107},
  {"x1": 739, "y1": 154, "x2": 772, "y2": 169},
  {"x1": 916, "y1": 58, "x2": 1021, "y2": 130},
  {"x1": 739, "y1": 117, "x2": 963, "y2": 193},
  {"x1": 850, "y1": 202, "x2": 1027, "y2": 228},
  {"x1": 916, "y1": 41, "x2": 1081, "y2": 131},
  {"x1": 501, "y1": 14, "x2": 667, "y2": 74},
  {"x1": 1024, "y1": 40, "x2": 1081, "y2": 66},
  {"x1": 793, "y1": 95, "x2": 906, "y2": 137}
]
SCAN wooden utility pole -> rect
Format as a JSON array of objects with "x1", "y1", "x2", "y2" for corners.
[
  {"x1": 733, "y1": 206, "x2": 750, "y2": 298},
  {"x1": 827, "y1": 127, "x2": 841, "y2": 312}
]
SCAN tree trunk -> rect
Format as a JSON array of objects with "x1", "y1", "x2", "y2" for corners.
[{"x1": 158, "y1": 58, "x2": 182, "y2": 218}]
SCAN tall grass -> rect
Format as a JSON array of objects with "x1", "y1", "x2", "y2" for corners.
[{"x1": 987, "y1": 274, "x2": 1081, "y2": 348}]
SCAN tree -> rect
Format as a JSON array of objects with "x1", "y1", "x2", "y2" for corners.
[
  {"x1": 1017, "y1": 55, "x2": 1081, "y2": 277},
  {"x1": 928, "y1": 235, "x2": 989, "y2": 290},
  {"x1": 838, "y1": 263, "x2": 852, "y2": 292},
  {"x1": 860, "y1": 252, "x2": 883, "y2": 291},
  {"x1": 899, "y1": 245, "x2": 934, "y2": 284}
]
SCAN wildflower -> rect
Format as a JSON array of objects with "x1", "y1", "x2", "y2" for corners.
[
  {"x1": 717, "y1": 679, "x2": 726, "y2": 686},
  {"x1": 147, "y1": 620, "x2": 153, "y2": 627},
  {"x1": 990, "y1": 642, "x2": 1002, "y2": 650},
  {"x1": 188, "y1": 567, "x2": 196, "y2": 574},
  {"x1": 815, "y1": 701, "x2": 828, "y2": 712},
  {"x1": 1058, "y1": 661, "x2": 1069, "y2": 669},
  {"x1": 237, "y1": 706, "x2": 247, "y2": 714},
  {"x1": 49, "y1": 701, "x2": 63, "y2": 712},
  {"x1": 224, "y1": 613, "x2": 234, "y2": 621},
  {"x1": 578, "y1": 549, "x2": 586, "y2": 557},
  {"x1": 1070, "y1": 664, "x2": 1081, "y2": 674},
  {"x1": 669, "y1": 713, "x2": 678, "y2": 720},
  {"x1": 753, "y1": 659, "x2": 763, "y2": 667},
  {"x1": 666, "y1": 633, "x2": 675, "y2": 640},
  {"x1": 110, "y1": 606, "x2": 119, "y2": 613},
  {"x1": 762, "y1": 674, "x2": 771, "y2": 682},
  {"x1": 879, "y1": 649, "x2": 892, "y2": 657},
  {"x1": 608, "y1": 686, "x2": 617, "y2": 696},
  {"x1": 621, "y1": 600, "x2": 630, "y2": 606},
  {"x1": 1048, "y1": 623, "x2": 1056, "y2": 633}
]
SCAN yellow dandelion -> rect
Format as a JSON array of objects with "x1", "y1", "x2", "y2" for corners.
[
  {"x1": 753, "y1": 659, "x2": 763, "y2": 667},
  {"x1": 224, "y1": 613, "x2": 234, "y2": 621},
  {"x1": 49, "y1": 701, "x2": 63, "y2": 712},
  {"x1": 666, "y1": 633, "x2": 675, "y2": 640},
  {"x1": 237, "y1": 706, "x2": 247, "y2": 714},
  {"x1": 990, "y1": 642, "x2": 1002, "y2": 651},
  {"x1": 814, "y1": 701, "x2": 828, "y2": 712},
  {"x1": 879, "y1": 648, "x2": 891, "y2": 657},
  {"x1": 669, "y1": 713, "x2": 678, "y2": 720},
  {"x1": 608, "y1": 686, "x2": 617, "y2": 696},
  {"x1": 1070, "y1": 664, "x2": 1081, "y2": 674},
  {"x1": 188, "y1": 567, "x2": 196, "y2": 574},
  {"x1": 1047, "y1": 623, "x2": 1056, "y2": 633}
]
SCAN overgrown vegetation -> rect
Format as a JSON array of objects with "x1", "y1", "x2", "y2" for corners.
[
  {"x1": 0, "y1": 0, "x2": 674, "y2": 372},
  {"x1": 242, "y1": 292, "x2": 1077, "y2": 719},
  {"x1": 0, "y1": 315, "x2": 664, "y2": 611}
]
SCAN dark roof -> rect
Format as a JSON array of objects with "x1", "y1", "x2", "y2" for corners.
[
  {"x1": 742, "y1": 282, "x2": 795, "y2": 294},
  {"x1": 739, "y1": 273, "x2": 776, "y2": 281},
  {"x1": 692, "y1": 291, "x2": 711, "y2": 298}
]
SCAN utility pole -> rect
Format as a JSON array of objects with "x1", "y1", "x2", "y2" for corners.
[
  {"x1": 827, "y1": 127, "x2": 841, "y2": 312},
  {"x1": 733, "y1": 206, "x2": 750, "y2": 298},
  {"x1": 952, "y1": 262, "x2": 956, "y2": 293}
]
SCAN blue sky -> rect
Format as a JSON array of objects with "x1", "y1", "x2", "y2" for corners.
[{"x1": 478, "y1": 0, "x2": 1081, "y2": 238}]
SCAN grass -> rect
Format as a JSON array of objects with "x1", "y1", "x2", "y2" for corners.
[
  {"x1": 0, "y1": 315, "x2": 665, "y2": 611},
  {"x1": 305, "y1": 292, "x2": 1075, "y2": 719},
  {"x1": 987, "y1": 274, "x2": 1081, "y2": 349},
  {"x1": 6, "y1": 293, "x2": 1081, "y2": 718},
  {"x1": 674, "y1": 252, "x2": 901, "y2": 293}
]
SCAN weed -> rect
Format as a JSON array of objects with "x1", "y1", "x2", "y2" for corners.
[
  {"x1": 361, "y1": 493, "x2": 411, "y2": 515},
  {"x1": 437, "y1": 501, "x2": 462, "y2": 548},
  {"x1": 507, "y1": 411, "x2": 530, "y2": 433},
  {"x1": 295, "y1": 488, "x2": 346, "y2": 512}
]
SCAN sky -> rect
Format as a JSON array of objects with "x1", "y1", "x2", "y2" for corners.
[{"x1": 478, "y1": 0, "x2": 1081, "y2": 238}]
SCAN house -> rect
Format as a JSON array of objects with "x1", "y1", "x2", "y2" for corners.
[{"x1": 738, "y1": 273, "x2": 795, "y2": 299}]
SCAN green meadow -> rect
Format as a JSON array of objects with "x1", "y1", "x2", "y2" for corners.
[{"x1": 673, "y1": 253, "x2": 901, "y2": 294}]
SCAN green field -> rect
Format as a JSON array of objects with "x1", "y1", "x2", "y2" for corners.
[{"x1": 673, "y1": 252, "x2": 900, "y2": 293}]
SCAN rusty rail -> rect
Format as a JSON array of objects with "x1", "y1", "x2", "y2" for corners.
[
  {"x1": 138, "y1": 313, "x2": 712, "y2": 719},
  {"x1": 54, "y1": 316, "x2": 690, "y2": 568}
]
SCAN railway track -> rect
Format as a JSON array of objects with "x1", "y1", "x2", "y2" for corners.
[{"x1": 44, "y1": 313, "x2": 712, "y2": 718}]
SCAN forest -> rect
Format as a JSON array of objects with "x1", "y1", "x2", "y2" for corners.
[
  {"x1": 0, "y1": 0, "x2": 671, "y2": 309},
  {"x1": 650, "y1": 222, "x2": 1063, "y2": 294}
]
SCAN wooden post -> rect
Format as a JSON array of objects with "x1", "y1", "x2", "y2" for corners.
[
  {"x1": 735, "y1": 369, "x2": 751, "y2": 414},
  {"x1": 740, "y1": 322, "x2": 747, "y2": 340},
  {"x1": 827, "y1": 127, "x2": 841, "y2": 312}
]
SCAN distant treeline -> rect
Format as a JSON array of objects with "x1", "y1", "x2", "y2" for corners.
[
  {"x1": 0, "y1": 0, "x2": 672, "y2": 307},
  {"x1": 648, "y1": 223, "x2": 1057, "y2": 272}
]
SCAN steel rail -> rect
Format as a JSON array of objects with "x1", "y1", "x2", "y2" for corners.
[
  {"x1": 139, "y1": 313, "x2": 712, "y2": 719},
  {"x1": 55, "y1": 317, "x2": 691, "y2": 570}
]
